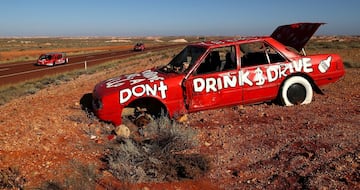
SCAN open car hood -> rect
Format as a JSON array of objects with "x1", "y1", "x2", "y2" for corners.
[{"x1": 271, "y1": 22, "x2": 325, "y2": 51}]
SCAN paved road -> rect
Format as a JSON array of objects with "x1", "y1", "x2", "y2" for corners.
[{"x1": 0, "y1": 44, "x2": 184, "y2": 86}]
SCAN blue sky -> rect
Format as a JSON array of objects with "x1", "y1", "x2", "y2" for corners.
[{"x1": 1, "y1": 0, "x2": 359, "y2": 37}]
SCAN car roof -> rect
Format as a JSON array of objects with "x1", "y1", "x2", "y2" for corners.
[
  {"x1": 190, "y1": 36, "x2": 271, "y2": 48},
  {"x1": 41, "y1": 52, "x2": 65, "y2": 55}
]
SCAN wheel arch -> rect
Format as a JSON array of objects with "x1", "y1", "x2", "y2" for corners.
[
  {"x1": 279, "y1": 73, "x2": 323, "y2": 95},
  {"x1": 275, "y1": 72, "x2": 322, "y2": 105},
  {"x1": 123, "y1": 96, "x2": 169, "y2": 117}
]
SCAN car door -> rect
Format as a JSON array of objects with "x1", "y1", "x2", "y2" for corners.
[
  {"x1": 57, "y1": 54, "x2": 64, "y2": 64},
  {"x1": 240, "y1": 41, "x2": 288, "y2": 104},
  {"x1": 184, "y1": 45, "x2": 241, "y2": 112}
]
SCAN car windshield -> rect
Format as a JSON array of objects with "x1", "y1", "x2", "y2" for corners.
[
  {"x1": 39, "y1": 55, "x2": 46, "y2": 59},
  {"x1": 158, "y1": 46, "x2": 206, "y2": 74},
  {"x1": 39, "y1": 54, "x2": 52, "y2": 60}
]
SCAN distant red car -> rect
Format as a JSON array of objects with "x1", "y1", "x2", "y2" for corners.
[
  {"x1": 92, "y1": 23, "x2": 345, "y2": 126},
  {"x1": 37, "y1": 52, "x2": 68, "y2": 66},
  {"x1": 133, "y1": 43, "x2": 145, "y2": 51}
]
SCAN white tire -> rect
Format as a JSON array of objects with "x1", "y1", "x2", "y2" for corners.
[{"x1": 281, "y1": 76, "x2": 313, "y2": 106}]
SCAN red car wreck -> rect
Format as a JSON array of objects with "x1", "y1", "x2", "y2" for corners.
[{"x1": 92, "y1": 23, "x2": 345, "y2": 126}]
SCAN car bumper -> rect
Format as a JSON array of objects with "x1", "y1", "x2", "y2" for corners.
[
  {"x1": 92, "y1": 96, "x2": 122, "y2": 126},
  {"x1": 37, "y1": 62, "x2": 53, "y2": 66}
]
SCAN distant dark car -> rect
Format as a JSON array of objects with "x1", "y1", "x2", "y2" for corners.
[
  {"x1": 37, "y1": 52, "x2": 68, "y2": 66},
  {"x1": 133, "y1": 43, "x2": 145, "y2": 51}
]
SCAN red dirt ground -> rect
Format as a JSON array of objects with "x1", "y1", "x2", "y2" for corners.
[{"x1": 0, "y1": 55, "x2": 359, "y2": 189}]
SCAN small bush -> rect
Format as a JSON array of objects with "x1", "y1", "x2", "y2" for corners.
[
  {"x1": 0, "y1": 167, "x2": 26, "y2": 189},
  {"x1": 25, "y1": 87, "x2": 40, "y2": 94},
  {"x1": 343, "y1": 61, "x2": 360, "y2": 68},
  {"x1": 102, "y1": 116, "x2": 209, "y2": 183},
  {"x1": 39, "y1": 181, "x2": 63, "y2": 190},
  {"x1": 38, "y1": 161, "x2": 99, "y2": 190}
]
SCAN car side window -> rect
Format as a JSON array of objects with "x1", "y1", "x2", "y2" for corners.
[
  {"x1": 265, "y1": 45, "x2": 287, "y2": 63},
  {"x1": 195, "y1": 45, "x2": 236, "y2": 75},
  {"x1": 240, "y1": 42, "x2": 286, "y2": 67}
]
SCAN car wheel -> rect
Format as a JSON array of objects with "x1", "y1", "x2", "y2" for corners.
[{"x1": 280, "y1": 76, "x2": 313, "y2": 106}]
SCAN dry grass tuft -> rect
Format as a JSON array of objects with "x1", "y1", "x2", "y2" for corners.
[
  {"x1": 0, "y1": 167, "x2": 26, "y2": 189},
  {"x1": 102, "y1": 116, "x2": 209, "y2": 183}
]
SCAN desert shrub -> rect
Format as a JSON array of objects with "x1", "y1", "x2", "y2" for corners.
[
  {"x1": 102, "y1": 116, "x2": 209, "y2": 183},
  {"x1": 25, "y1": 87, "x2": 40, "y2": 94},
  {"x1": 63, "y1": 161, "x2": 99, "y2": 190},
  {"x1": 39, "y1": 77, "x2": 56, "y2": 86},
  {"x1": 307, "y1": 40, "x2": 360, "y2": 50},
  {"x1": 56, "y1": 74, "x2": 72, "y2": 82},
  {"x1": 343, "y1": 61, "x2": 360, "y2": 68},
  {"x1": 0, "y1": 167, "x2": 26, "y2": 189},
  {"x1": 38, "y1": 161, "x2": 99, "y2": 190},
  {"x1": 39, "y1": 181, "x2": 63, "y2": 190},
  {"x1": 0, "y1": 87, "x2": 17, "y2": 105}
]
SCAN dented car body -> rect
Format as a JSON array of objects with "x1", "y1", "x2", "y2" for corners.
[{"x1": 92, "y1": 23, "x2": 345, "y2": 126}]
